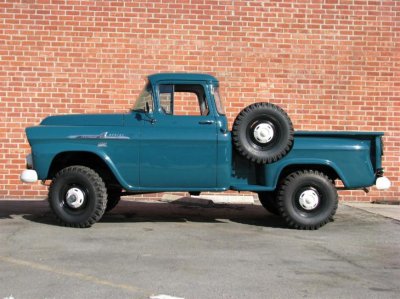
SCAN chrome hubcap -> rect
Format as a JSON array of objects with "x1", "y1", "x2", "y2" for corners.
[
  {"x1": 253, "y1": 123, "x2": 274, "y2": 144},
  {"x1": 299, "y1": 189, "x2": 319, "y2": 210},
  {"x1": 65, "y1": 187, "x2": 85, "y2": 209}
]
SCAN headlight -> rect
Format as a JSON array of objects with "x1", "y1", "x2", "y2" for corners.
[{"x1": 26, "y1": 153, "x2": 33, "y2": 169}]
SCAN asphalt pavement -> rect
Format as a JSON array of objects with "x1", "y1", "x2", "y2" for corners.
[{"x1": 0, "y1": 197, "x2": 399, "y2": 299}]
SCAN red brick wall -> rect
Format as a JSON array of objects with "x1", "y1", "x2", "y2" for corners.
[{"x1": 1, "y1": 0, "x2": 398, "y2": 201}]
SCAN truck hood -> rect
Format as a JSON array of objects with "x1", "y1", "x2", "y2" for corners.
[{"x1": 40, "y1": 114, "x2": 125, "y2": 126}]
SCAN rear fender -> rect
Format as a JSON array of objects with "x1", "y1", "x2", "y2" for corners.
[
  {"x1": 265, "y1": 159, "x2": 346, "y2": 189},
  {"x1": 265, "y1": 157, "x2": 375, "y2": 190}
]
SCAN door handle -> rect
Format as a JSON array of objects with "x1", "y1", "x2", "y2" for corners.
[{"x1": 198, "y1": 120, "x2": 215, "y2": 125}]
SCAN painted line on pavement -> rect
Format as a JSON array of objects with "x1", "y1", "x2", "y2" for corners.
[{"x1": 0, "y1": 255, "x2": 150, "y2": 296}]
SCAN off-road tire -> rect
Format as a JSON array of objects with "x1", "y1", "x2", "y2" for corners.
[
  {"x1": 277, "y1": 170, "x2": 338, "y2": 230},
  {"x1": 48, "y1": 165, "x2": 107, "y2": 228},
  {"x1": 258, "y1": 191, "x2": 280, "y2": 216},
  {"x1": 106, "y1": 188, "x2": 121, "y2": 212},
  {"x1": 232, "y1": 102, "x2": 294, "y2": 164}
]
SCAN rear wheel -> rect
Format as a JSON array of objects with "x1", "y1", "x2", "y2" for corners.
[
  {"x1": 258, "y1": 191, "x2": 280, "y2": 216},
  {"x1": 48, "y1": 166, "x2": 107, "y2": 228},
  {"x1": 277, "y1": 170, "x2": 338, "y2": 230}
]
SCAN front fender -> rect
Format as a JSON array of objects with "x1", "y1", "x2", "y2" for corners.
[
  {"x1": 32, "y1": 143, "x2": 134, "y2": 190},
  {"x1": 26, "y1": 120, "x2": 140, "y2": 190}
]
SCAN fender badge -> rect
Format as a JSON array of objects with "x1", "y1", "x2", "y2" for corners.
[{"x1": 68, "y1": 132, "x2": 130, "y2": 140}]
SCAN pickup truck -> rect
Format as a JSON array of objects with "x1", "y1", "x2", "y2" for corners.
[{"x1": 21, "y1": 73, "x2": 391, "y2": 229}]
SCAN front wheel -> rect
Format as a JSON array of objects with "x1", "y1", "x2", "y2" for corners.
[
  {"x1": 106, "y1": 188, "x2": 121, "y2": 212},
  {"x1": 277, "y1": 170, "x2": 338, "y2": 230},
  {"x1": 48, "y1": 166, "x2": 107, "y2": 228}
]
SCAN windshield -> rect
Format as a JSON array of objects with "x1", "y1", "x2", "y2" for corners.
[
  {"x1": 212, "y1": 86, "x2": 225, "y2": 115},
  {"x1": 132, "y1": 83, "x2": 153, "y2": 112}
]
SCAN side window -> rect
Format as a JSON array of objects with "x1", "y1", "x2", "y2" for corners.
[{"x1": 159, "y1": 84, "x2": 209, "y2": 116}]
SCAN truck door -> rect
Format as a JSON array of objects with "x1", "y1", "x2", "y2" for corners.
[{"x1": 139, "y1": 82, "x2": 217, "y2": 189}]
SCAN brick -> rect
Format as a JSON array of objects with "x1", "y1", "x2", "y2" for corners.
[{"x1": 0, "y1": 0, "x2": 398, "y2": 201}]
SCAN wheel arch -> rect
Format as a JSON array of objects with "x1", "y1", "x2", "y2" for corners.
[
  {"x1": 47, "y1": 151, "x2": 121, "y2": 188},
  {"x1": 274, "y1": 162, "x2": 345, "y2": 188}
]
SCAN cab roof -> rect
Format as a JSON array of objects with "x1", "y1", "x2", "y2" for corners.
[{"x1": 147, "y1": 73, "x2": 219, "y2": 85}]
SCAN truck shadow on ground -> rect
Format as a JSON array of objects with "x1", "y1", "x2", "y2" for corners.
[{"x1": 1, "y1": 198, "x2": 287, "y2": 228}]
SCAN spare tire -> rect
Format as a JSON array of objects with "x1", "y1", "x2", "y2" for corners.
[{"x1": 232, "y1": 102, "x2": 294, "y2": 164}]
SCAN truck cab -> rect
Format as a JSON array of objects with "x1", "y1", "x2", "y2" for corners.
[{"x1": 130, "y1": 73, "x2": 231, "y2": 190}]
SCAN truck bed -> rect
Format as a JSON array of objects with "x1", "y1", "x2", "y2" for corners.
[{"x1": 230, "y1": 131, "x2": 383, "y2": 191}]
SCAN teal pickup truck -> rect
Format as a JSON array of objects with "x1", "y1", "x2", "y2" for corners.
[{"x1": 21, "y1": 73, "x2": 391, "y2": 229}]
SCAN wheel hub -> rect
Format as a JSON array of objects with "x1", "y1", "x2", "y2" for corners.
[
  {"x1": 299, "y1": 189, "x2": 319, "y2": 210},
  {"x1": 65, "y1": 187, "x2": 85, "y2": 209},
  {"x1": 253, "y1": 123, "x2": 274, "y2": 144}
]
